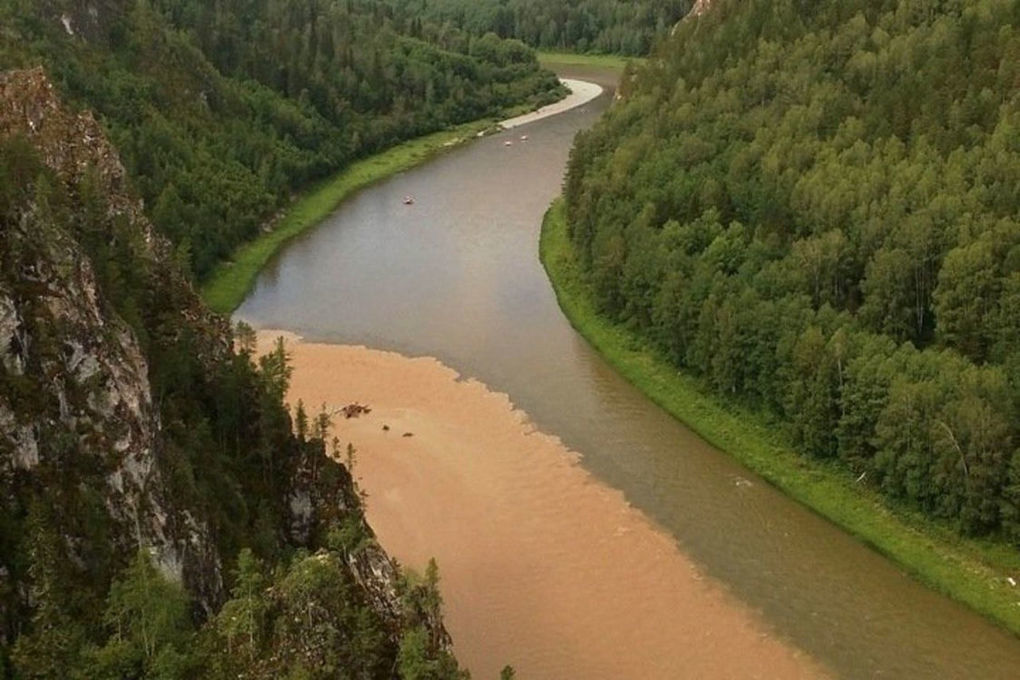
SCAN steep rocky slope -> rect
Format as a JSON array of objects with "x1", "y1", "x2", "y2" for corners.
[
  {"x1": 0, "y1": 66, "x2": 226, "y2": 610},
  {"x1": 0, "y1": 68, "x2": 457, "y2": 676}
]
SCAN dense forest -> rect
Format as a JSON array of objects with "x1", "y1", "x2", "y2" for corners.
[
  {"x1": 0, "y1": 46, "x2": 466, "y2": 680},
  {"x1": 0, "y1": 0, "x2": 561, "y2": 279},
  {"x1": 564, "y1": 0, "x2": 1020, "y2": 540},
  {"x1": 386, "y1": 0, "x2": 691, "y2": 55}
]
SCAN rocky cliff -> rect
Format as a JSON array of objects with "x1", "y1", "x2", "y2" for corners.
[
  {"x1": 0, "y1": 68, "x2": 453, "y2": 672},
  {"x1": 0, "y1": 66, "x2": 228, "y2": 612}
]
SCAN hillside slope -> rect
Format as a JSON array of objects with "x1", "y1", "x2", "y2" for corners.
[{"x1": 564, "y1": 0, "x2": 1020, "y2": 542}]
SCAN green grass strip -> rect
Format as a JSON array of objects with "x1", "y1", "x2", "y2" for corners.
[
  {"x1": 537, "y1": 50, "x2": 641, "y2": 72},
  {"x1": 540, "y1": 197, "x2": 1020, "y2": 636},
  {"x1": 200, "y1": 117, "x2": 508, "y2": 314}
]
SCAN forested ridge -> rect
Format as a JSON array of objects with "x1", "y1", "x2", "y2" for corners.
[
  {"x1": 386, "y1": 0, "x2": 691, "y2": 56},
  {"x1": 565, "y1": 0, "x2": 1020, "y2": 541},
  {"x1": 0, "y1": 0, "x2": 561, "y2": 279}
]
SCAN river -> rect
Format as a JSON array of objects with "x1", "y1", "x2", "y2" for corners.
[{"x1": 237, "y1": 66, "x2": 1020, "y2": 679}]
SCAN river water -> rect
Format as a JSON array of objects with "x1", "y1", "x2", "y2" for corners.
[{"x1": 237, "y1": 66, "x2": 1020, "y2": 678}]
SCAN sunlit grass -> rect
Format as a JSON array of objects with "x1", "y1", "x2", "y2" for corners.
[
  {"x1": 540, "y1": 197, "x2": 1020, "y2": 636},
  {"x1": 537, "y1": 50, "x2": 640, "y2": 72}
]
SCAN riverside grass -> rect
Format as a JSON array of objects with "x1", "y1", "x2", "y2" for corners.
[
  {"x1": 540, "y1": 197, "x2": 1020, "y2": 636},
  {"x1": 537, "y1": 50, "x2": 639, "y2": 72},
  {"x1": 200, "y1": 117, "x2": 514, "y2": 313}
]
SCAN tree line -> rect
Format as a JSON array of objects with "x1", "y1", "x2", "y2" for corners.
[
  {"x1": 385, "y1": 0, "x2": 691, "y2": 55},
  {"x1": 564, "y1": 0, "x2": 1020, "y2": 540}
]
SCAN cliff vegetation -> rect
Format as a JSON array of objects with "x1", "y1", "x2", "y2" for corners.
[{"x1": 0, "y1": 67, "x2": 465, "y2": 679}]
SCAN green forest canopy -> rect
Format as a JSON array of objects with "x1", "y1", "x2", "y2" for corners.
[
  {"x1": 385, "y1": 0, "x2": 692, "y2": 55},
  {"x1": 564, "y1": 0, "x2": 1020, "y2": 540},
  {"x1": 0, "y1": 0, "x2": 562, "y2": 279}
]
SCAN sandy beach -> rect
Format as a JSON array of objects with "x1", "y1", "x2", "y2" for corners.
[
  {"x1": 499, "y1": 78, "x2": 603, "y2": 130},
  {"x1": 258, "y1": 330, "x2": 824, "y2": 680}
]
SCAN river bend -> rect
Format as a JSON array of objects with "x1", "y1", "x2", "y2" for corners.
[{"x1": 238, "y1": 66, "x2": 1020, "y2": 679}]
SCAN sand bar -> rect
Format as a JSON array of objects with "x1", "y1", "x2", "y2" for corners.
[
  {"x1": 500, "y1": 78, "x2": 603, "y2": 130},
  {"x1": 258, "y1": 331, "x2": 825, "y2": 680}
]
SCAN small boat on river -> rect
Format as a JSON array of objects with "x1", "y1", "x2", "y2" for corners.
[{"x1": 403, "y1": 195, "x2": 415, "y2": 205}]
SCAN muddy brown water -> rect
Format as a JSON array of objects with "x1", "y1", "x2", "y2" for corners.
[
  {"x1": 259, "y1": 333, "x2": 823, "y2": 679},
  {"x1": 238, "y1": 66, "x2": 1020, "y2": 678}
]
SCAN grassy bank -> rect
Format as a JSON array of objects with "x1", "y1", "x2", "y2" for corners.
[
  {"x1": 540, "y1": 197, "x2": 1020, "y2": 635},
  {"x1": 537, "y1": 50, "x2": 638, "y2": 72},
  {"x1": 201, "y1": 117, "x2": 513, "y2": 314}
]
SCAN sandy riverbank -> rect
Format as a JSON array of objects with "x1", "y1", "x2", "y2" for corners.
[
  {"x1": 257, "y1": 330, "x2": 825, "y2": 680},
  {"x1": 499, "y1": 78, "x2": 603, "y2": 130}
]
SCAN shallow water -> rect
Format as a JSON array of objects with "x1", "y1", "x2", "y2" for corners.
[{"x1": 238, "y1": 66, "x2": 1020, "y2": 679}]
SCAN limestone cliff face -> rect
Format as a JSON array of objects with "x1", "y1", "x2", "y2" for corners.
[
  {"x1": 688, "y1": 0, "x2": 719, "y2": 19},
  {"x1": 0, "y1": 67, "x2": 227, "y2": 613},
  {"x1": 0, "y1": 67, "x2": 443, "y2": 653},
  {"x1": 0, "y1": 68, "x2": 230, "y2": 362}
]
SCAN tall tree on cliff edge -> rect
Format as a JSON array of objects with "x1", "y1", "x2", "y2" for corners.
[{"x1": 564, "y1": 0, "x2": 1020, "y2": 541}]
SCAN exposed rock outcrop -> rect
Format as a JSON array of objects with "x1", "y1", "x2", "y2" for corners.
[
  {"x1": 0, "y1": 67, "x2": 226, "y2": 613},
  {"x1": 0, "y1": 68, "x2": 448, "y2": 656},
  {"x1": 688, "y1": 0, "x2": 719, "y2": 19}
]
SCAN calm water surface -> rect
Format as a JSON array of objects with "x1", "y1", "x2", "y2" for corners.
[{"x1": 238, "y1": 66, "x2": 1020, "y2": 679}]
